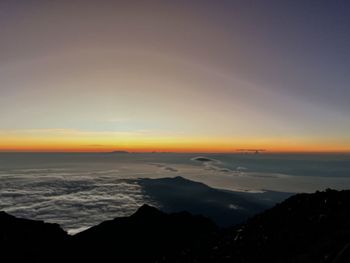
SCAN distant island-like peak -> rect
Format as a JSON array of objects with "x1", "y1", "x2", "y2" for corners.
[{"x1": 108, "y1": 150, "x2": 129, "y2": 154}]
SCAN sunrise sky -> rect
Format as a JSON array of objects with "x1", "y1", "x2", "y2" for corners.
[{"x1": 0, "y1": 1, "x2": 349, "y2": 153}]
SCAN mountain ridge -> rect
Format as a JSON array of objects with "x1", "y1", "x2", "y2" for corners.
[{"x1": 1, "y1": 189, "x2": 350, "y2": 262}]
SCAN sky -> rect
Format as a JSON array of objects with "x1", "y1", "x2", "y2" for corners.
[{"x1": 0, "y1": 0, "x2": 349, "y2": 152}]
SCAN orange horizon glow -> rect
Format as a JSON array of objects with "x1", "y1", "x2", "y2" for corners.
[
  {"x1": 1, "y1": 129, "x2": 349, "y2": 154},
  {"x1": 1, "y1": 141, "x2": 349, "y2": 154}
]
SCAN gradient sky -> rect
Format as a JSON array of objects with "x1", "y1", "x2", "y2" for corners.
[{"x1": 0, "y1": 0, "x2": 349, "y2": 152}]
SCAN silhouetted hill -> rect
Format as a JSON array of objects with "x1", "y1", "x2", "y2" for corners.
[
  {"x1": 214, "y1": 189, "x2": 350, "y2": 263},
  {"x1": 108, "y1": 150, "x2": 129, "y2": 154},
  {"x1": 135, "y1": 176, "x2": 292, "y2": 226},
  {"x1": 1, "y1": 189, "x2": 350, "y2": 262},
  {"x1": 0, "y1": 211, "x2": 68, "y2": 263},
  {"x1": 71, "y1": 204, "x2": 217, "y2": 262}
]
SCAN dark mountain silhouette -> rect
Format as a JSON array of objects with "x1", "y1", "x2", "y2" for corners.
[
  {"x1": 1, "y1": 189, "x2": 350, "y2": 262},
  {"x1": 108, "y1": 150, "x2": 129, "y2": 154},
  {"x1": 0, "y1": 211, "x2": 68, "y2": 263},
  {"x1": 70, "y1": 204, "x2": 217, "y2": 262},
  {"x1": 191, "y1": 156, "x2": 215, "y2": 162},
  {"x1": 135, "y1": 176, "x2": 293, "y2": 226},
  {"x1": 214, "y1": 189, "x2": 350, "y2": 263}
]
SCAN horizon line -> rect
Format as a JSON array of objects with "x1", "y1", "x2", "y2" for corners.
[{"x1": 1, "y1": 150, "x2": 350, "y2": 154}]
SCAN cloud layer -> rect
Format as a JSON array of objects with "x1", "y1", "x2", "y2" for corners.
[
  {"x1": 1, "y1": 153, "x2": 349, "y2": 233},
  {"x1": 0, "y1": 170, "x2": 155, "y2": 234}
]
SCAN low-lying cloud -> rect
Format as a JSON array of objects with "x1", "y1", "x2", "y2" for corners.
[{"x1": 0, "y1": 171, "x2": 157, "y2": 234}]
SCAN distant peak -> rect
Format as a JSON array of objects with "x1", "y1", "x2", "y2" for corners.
[
  {"x1": 109, "y1": 150, "x2": 129, "y2": 154},
  {"x1": 132, "y1": 204, "x2": 165, "y2": 218}
]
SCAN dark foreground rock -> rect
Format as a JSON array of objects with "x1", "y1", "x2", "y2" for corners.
[
  {"x1": 71, "y1": 204, "x2": 217, "y2": 262},
  {"x1": 214, "y1": 189, "x2": 350, "y2": 263},
  {"x1": 1, "y1": 189, "x2": 350, "y2": 263},
  {"x1": 0, "y1": 211, "x2": 68, "y2": 263}
]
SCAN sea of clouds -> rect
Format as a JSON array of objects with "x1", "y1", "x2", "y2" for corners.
[
  {"x1": 0, "y1": 169, "x2": 155, "y2": 234},
  {"x1": 1, "y1": 153, "x2": 349, "y2": 234}
]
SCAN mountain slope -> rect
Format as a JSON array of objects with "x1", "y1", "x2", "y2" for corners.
[
  {"x1": 71, "y1": 204, "x2": 217, "y2": 262},
  {"x1": 136, "y1": 176, "x2": 292, "y2": 226},
  {"x1": 0, "y1": 189, "x2": 350, "y2": 262},
  {"x1": 0, "y1": 211, "x2": 68, "y2": 263},
  {"x1": 215, "y1": 189, "x2": 350, "y2": 263}
]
